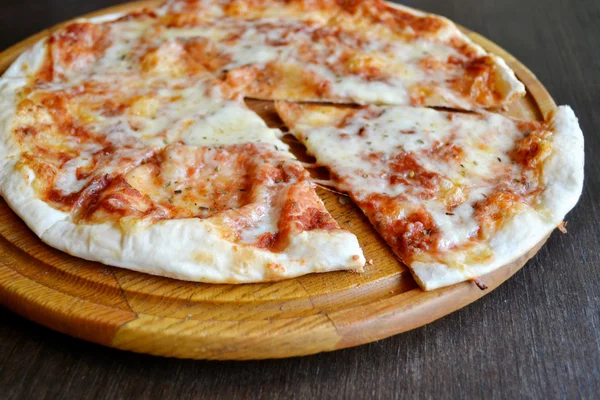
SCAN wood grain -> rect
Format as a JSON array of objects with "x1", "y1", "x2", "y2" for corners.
[{"x1": 0, "y1": 0, "x2": 571, "y2": 362}]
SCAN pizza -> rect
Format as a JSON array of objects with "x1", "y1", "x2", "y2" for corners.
[
  {"x1": 0, "y1": 0, "x2": 584, "y2": 289},
  {"x1": 276, "y1": 102, "x2": 584, "y2": 289}
]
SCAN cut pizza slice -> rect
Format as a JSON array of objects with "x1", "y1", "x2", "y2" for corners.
[
  {"x1": 154, "y1": 0, "x2": 524, "y2": 109},
  {"x1": 40, "y1": 142, "x2": 365, "y2": 282},
  {"x1": 276, "y1": 102, "x2": 584, "y2": 290}
]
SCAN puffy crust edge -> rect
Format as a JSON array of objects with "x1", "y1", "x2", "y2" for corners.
[
  {"x1": 42, "y1": 219, "x2": 365, "y2": 283},
  {"x1": 2, "y1": 38, "x2": 48, "y2": 79}
]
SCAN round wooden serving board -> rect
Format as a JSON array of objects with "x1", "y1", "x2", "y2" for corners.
[{"x1": 0, "y1": 1, "x2": 558, "y2": 360}]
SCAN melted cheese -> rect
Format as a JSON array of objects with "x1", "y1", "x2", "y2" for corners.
[
  {"x1": 156, "y1": 18, "x2": 457, "y2": 105},
  {"x1": 152, "y1": 1, "x2": 523, "y2": 108},
  {"x1": 278, "y1": 103, "x2": 547, "y2": 257},
  {"x1": 13, "y1": 65, "x2": 285, "y2": 201},
  {"x1": 34, "y1": 0, "x2": 523, "y2": 109}
]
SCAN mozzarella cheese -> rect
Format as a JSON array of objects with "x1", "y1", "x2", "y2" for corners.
[
  {"x1": 16, "y1": 0, "x2": 523, "y2": 109},
  {"x1": 153, "y1": 0, "x2": 525, "y2": 108},
  {"x1": 277, "y1": 102, "x2": 584, "y2": 289}
]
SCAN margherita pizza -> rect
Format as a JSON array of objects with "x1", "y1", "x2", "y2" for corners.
[{"x1": 0, "y1": 0, "x2": 584, "y2": 289}]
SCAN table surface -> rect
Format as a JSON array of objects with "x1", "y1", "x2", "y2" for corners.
[{"x1": 1, "y1": 0, "x2": 599, "y2": 398}]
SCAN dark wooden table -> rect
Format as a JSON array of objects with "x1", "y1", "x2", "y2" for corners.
[{"x1": 1, "y1": 0, "x2": 599, "y2": 398}]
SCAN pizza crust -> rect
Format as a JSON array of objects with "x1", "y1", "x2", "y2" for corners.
[
  {"x1": 411, "y1": 106, "x2": 584, "y2": 290},
  {"x1": 0, "y1": 77, "x2": 28, "y2": 171},
  {"x1": 42, "y1": 218, "x2": 364, "y2": 283},
  {"x1": 490, "y1": 54, "x2": 527, "y2": 106},
  {"x1": 539, "y1": 106, "x2": 585, "y2": 221},
  {"x1": 0, "y1": 162, "x2": 70, "y2": 237}
]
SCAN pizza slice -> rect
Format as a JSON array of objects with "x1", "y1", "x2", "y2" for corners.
[
  {"x1": 154, "y1": 0, "x2": 524, "y2": 109},
  {"x1": 39, "y1": 142, "x2": 365, "y2": 282},
  {"x1": 276, "y1": 102, "x2": 584, "y2": 290}
]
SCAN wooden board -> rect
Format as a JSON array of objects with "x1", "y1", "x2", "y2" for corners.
[{"x1": 0, "y1": 1, "x2": 557, "y2": 360}]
